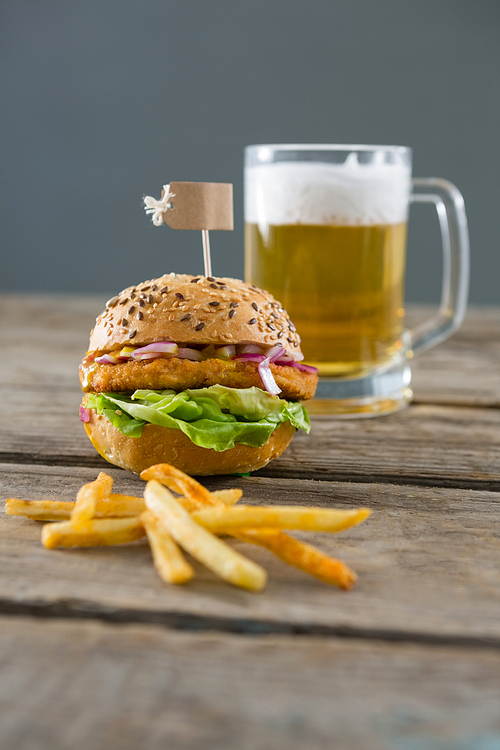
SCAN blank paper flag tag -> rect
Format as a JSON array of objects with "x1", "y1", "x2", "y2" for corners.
[{"x1": 161, "y1": 182, "x2": 233, "y2": 230}]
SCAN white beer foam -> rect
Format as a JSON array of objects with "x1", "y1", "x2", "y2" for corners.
[{"x1": 245, "y1": 156, "x2": 411, "y2": 226}]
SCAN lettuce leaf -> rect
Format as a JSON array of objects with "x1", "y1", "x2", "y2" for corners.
[{"x1": 86, "y1": 385, "x2": 310, "y2": 451}]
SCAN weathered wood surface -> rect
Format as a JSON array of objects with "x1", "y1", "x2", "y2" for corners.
[
  {"x1": 408, "y1": 306, "x2": 500, "y2": 406},
  {"x1": 1, "y1": 295, "x2": 500, "y2": 747},
  {"x1": 1, "y1": 615, "x2": 499, "y2": 750},
  {"x1": 1, "y1": 464, "x2": 500, "y2": 644}
]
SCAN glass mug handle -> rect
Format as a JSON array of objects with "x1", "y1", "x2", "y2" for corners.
[{"x1": 409, "y1": 178, "x2": 470, "y2": 354}]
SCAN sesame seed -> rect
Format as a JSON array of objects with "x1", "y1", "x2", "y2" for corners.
[
  {"x1": 106, "y1": 296, "x2": 119, "y2": 308},
  {"x1": 267, "y1": 323, "x2": 276, "y2": 331},
  {"x1": 190, "y1": 278, "x2": 200, "y2": 283},
  {"x1": 175, "y1": 293, "x2": 184, "y2": 300},
  {"x1": 129, "y1": 330, "x2": 137, "y2": 339},
  {"x1": 137, "y1": 311, "x2": 144, "y2": 320},
  {"x1": 277, "y1": 331, "x2": 283, "y2": 338},
  {"x1": 272, "y1": 312, "x2": 279, "y2": 319},
  {"x1": 141, "y1": 285, "x2": 150, "y2": 292},
  {"x1": 209, "y1": 301, "x2": 220, "y2": 306},
  {"x1": 122, "y1": 318, "x2": 128, "y2": 326},
  {"x1": 139, "y1": 294, "x2": 146, "y2": 300},
  {"x1": 147, "y1": 294, "x2": 154, "y2": 303},
  {"x1": 219, "y1": 283, "x2": 227, "y2": 289},
  {"x1": 195, "y1": 322, "x2": 205, "y2": 331},
  {"x1": 230, "y1": 301, "x2": 239, "y2": 308},
  {"x1": 252, "y1": 302, "x2": 259, "y2": 311},
  {"x1": 130, "y1": 292, "x2": 136, "y2": 299},
  {"x1": 160, "y1": 286, "x2": 169, "y2": 294},
  {"x1": 138, "y1": 299, "x2": 145, "y2": 307},
  {"x1": 181, "y1": 314, "x2": 191, "y2": 322},
  {"x1": 207, "y1": 276, "x2": 216, "y2": 282},
  {"x1": 229, "y1": 309, "x2": 236, "y2": 319},
  {"x1": 210, "y1": 283, "x2": 218, "y2": 289},
  {"x1": 128, "y1": 305, "x2": 135, "y2": 314},
  {"x1": 287, "y1": 337, "x2": 293, "y2": 343},
  {"x1": 151, "y1": 285, "x2": 158, "y2": 291},
  {"x1": 248, "y1": 318, "x2": 257, "y2": 325}
]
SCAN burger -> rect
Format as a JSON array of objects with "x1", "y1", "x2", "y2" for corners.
[{"x1": 79, "y1": 274, "x2": 318, "y2": 475}]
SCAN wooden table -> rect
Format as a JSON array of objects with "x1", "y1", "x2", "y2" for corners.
[{"x1": 1, "y1": 296, "x2": 499, "y2": 750}]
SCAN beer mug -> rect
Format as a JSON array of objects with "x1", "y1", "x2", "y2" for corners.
[{"x1": 244, "y1": 144, "x2": 469, "y2": 416}]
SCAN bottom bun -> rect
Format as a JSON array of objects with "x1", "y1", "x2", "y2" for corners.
[{"x1": 84, "y1": 411, "x2": 296, "y2": 475}]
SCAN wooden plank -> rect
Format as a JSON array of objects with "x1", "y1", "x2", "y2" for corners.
[
  {"x1": 1, "y1": 295, "x2": 499, "y2": 405},
  {"x1": 409, "y1": 307, "x2": 500, "y2": 407},
  {"x1": 1, "y1": 385, "x2": 499, "y2": 489},
  {"x1": 1, "y1": 464, "x2": 500, "y2": 643},
  {"x1": 0, "y1": 293, "x2": 101, "y2": 389},
  {"x1": 0, "y1": 615, "x2": 499, "y2": 750},
  {"x1": 265, "y1": 403, "x2": 500, "y2": 489}
]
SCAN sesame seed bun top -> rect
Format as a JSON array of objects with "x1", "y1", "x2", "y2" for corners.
[{"x1": 88, "y1": 274, "x2": 302, "y2": 357}]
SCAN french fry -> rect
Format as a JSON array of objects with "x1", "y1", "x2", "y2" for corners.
[
  {"x1": 6, "y1": 498, "x2": 76, "y2": 522},
  {"x1": 5, "y1": 494, "x2": 146, "y2": 522},
  {"x1": 140, "y1": 510, "x2": 194, "y2": 584},
  {"x1": 171, "y1": 488, "x2": 244, "y2": 513},
  {"x1": 7, "y1": 464, "x2": 369, "y2": 593},
  {"x1": 144, "y1": 480, "x2": 267, "y2": 592},
  {"x1": 4, "y1": 490, "x2": 240, "y2": 523},
  {"x1": 141, "y1": 464, "x2": 243, "y2": 511},
  {"x1": 142, "y1": 464, "x2": 362, "y2": 589},
  {"x1": 140, "y1": 464, "x2": 217, "y2": 507},
  {"x1": 233, "y1": 529, "x2": 357, "y2": 590},
  {"x1": 210, "y1": 489, "x2": 243, "y2": 506},
  {"x1": 71, "y1": 472, "x2": 114, "y2": 530},
  {"x1": 96, "y1": 494, "x2": 145, "y2": 517},
  {"x1": 41, "y1": 517, "x2": 145, "y2": 549},
  {"x1": 190, "y1": 505, "x2": 372, "y2": 534}
]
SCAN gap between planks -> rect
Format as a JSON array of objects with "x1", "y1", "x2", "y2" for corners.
[
  {"x1": 1, "y1": 599, "x2": 500, "y2": 652},
  {"x1": 1, "y1": 451, "x2": 497, "y2": 493}
]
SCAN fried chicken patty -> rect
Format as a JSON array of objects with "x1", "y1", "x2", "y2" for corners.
[{"x1": 80, "y1": 356, "x2": 318, "y2": 402}]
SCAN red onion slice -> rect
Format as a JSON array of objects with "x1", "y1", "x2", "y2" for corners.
[
  {"x1": 79, "y1": 406, "x2": 91, "y2": 423},
  {"x1": 177, "y1": 347, "x2": 204, "y2": 361},
  {"x1": 293, "y1": 362, "x2": 319, "y2": 373},
  {"x1": 265, "y1": 345, "x2": 287, "y2": 362},
  {"x1": 258, "y1": 358, "x2": 281, "y2": 396},
  {"x1": 133, "y1": 352, "x2": 164, "y2": 361},
  {"x1": 236, "y1": 344, "x2": 264, "y2": 355},
  {"x1": 232, "y1": 353, "x2": 266, "y2": 362},
  {"x1": 95, "y1": 353, "x2": 120, "y2": 364},
  {"x1": 273, "y1": 358, "x2": 319, "y2": 373},
  {"x1": 132, "y1": 342, "x2": 179, "y2": 358}
]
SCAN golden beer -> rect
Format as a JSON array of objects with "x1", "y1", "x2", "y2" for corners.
[
  {"x1": 244, "y1": 144, "x2": 468, "y2": 417},
  {"x1": 245, "y1": 221, "x2": 407, "y2": 377}
]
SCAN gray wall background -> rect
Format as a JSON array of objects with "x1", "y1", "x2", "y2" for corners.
[{"x1": 1, "y1": 0, "x2": 499, "y2": 304}]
